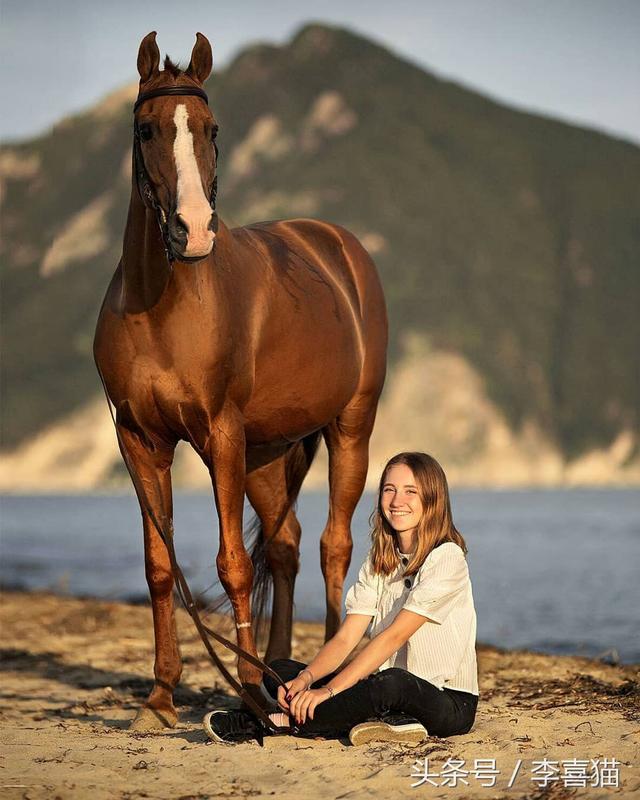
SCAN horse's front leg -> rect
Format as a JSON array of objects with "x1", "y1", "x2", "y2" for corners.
[
  {"x1": 117, "y1": 425, "x2": 181, "y2": 731},
  {"x1": 205, "y1": 406, "x2": 265, "y2": 706}
]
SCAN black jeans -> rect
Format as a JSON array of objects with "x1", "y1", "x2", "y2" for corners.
[{"x1": 262, "y1": 658, "x2": 478, "y2": 739}]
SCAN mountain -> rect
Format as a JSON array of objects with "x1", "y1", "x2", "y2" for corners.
[{"x1": 1, "y1": 23, "x2": 639, "y2": 489}]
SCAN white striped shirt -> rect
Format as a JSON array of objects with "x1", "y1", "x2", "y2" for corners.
[{"x1": 344, "y1": 541, "x2": 479, "y2": 695}]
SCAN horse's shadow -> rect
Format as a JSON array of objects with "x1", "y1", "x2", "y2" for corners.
[
  {"x1": 1, "y1": 647, "x2": 234, "y2": 735},
  {"x1": 3, "y1": 648, "x2": 360, "y2": 747}
]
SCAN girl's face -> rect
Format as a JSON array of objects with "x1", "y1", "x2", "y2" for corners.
[{"x1": 380, "y1": 463, "x2": 424, "y2": 534}]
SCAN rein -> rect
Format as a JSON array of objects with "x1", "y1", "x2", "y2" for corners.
[
  {"x1": 96, "y1": 362, "x2": 294, "y2": 736},
  {"x1": 132, "y1": 86, "x2": 219, "y2": 264}
]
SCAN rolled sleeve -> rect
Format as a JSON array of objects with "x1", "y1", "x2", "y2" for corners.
[
  {"x1": 403, "y1": 543, "x2": 468, "y2": 625},
  {"x1": 344, "y1": 555, "x2": 379, "y2": 617}
]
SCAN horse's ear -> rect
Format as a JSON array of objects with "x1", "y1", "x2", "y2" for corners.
[
  {"x1": 186, "y1": 32, "x2": 213, "y2": 84},
  {"x1": 137, "y1": 31, "x2": 160, "y2": 83}
]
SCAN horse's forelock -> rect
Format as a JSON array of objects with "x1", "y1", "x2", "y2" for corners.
[{"x1": 163, "y1": 55, "x2": 183, "y2": 78}]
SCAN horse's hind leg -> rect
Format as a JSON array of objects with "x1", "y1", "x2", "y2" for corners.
[
  {"x1": 246, "y1": 453, "x2": 302, "y2": 663},
  {"x1": 321, "y1": 401, "x2": 377, "y2": 640},
  {"x1": 117, "y1": 426, "x2": 181, "y2": 731}
]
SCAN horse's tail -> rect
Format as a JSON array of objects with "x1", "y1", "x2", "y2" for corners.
[
  {"x1": 204, "y1": 430, "x2": 322, "y2": 652},
  {"x1": 249, "y1": 429, "x2": 322, "y2": 648}
]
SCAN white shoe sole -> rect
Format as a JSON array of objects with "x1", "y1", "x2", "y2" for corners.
[
  {"x1": 203, "y1": 710, "x2": 233, "y2": 744},
  {"x1": 349, "y1": 720, "x2": 428, "y2": 746}
]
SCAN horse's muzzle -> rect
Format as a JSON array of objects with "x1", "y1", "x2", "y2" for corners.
[{"x1": 168, "y1": 211, "x2": 216, "y2": 261}]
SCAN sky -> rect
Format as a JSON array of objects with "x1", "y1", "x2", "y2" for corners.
[{"x1": 1, "y1": 0, "x2": 639, "y2": 144}]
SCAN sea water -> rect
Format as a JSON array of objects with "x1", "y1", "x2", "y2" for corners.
[{"x1": 1, "y1": 489, "x2": 638, "y2": 663}]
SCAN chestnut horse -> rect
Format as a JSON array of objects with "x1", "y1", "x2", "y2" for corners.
[{"x1": 94, "y1": 32, "x2": 387, "y2": 731}]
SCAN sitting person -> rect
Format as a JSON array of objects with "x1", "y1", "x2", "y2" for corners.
[{"x1": 204, "y1": 451, "x2": 479, "y2": 745}]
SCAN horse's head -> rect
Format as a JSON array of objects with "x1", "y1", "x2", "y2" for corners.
[{"x1": 134, "y1": 32, "x2": 218, "y2": 262}]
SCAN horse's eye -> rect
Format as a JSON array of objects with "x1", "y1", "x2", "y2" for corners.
[{"x1": 139, "y1": 123, "x2": 153, "y2": 142}]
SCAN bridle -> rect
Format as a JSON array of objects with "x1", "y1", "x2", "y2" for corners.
[{"x1": 132, "y1": 85, "x2": 219, "y2": 263}]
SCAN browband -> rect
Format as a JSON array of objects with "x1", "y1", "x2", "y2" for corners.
[{"x1": 134, "y1": 86, "x2": 209, "y2": 114}]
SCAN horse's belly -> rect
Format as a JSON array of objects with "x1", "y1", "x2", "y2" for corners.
[{"x1": 242, "y1": 342, "x2": 362, "y2": 443}]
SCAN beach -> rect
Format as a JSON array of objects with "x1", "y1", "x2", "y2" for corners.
[{"x1": 1, "y1": 590, "x2": 638, "y2": 799}]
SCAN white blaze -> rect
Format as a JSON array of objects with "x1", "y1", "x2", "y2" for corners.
[{"x1": 173, "y1": 103, "x2": 215, "y2": 257}]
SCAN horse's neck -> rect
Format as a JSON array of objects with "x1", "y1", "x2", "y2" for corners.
[
  {"x1": 120, "y1": 189, "x2": 232, "y2": 315},
  {"x1": 120, "y1": 190, "x2": 172, "y2": 312}
]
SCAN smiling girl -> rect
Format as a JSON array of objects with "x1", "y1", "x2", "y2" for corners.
[{"x1": 204, "y1": 452, "x2": 479, "y2": 745}]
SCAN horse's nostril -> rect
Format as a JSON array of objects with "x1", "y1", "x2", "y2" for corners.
[
  {"x1": 175, "y1": 214, "x2": 189, "y2": 234},
  {"x1": 169, "y1": 214, "x2": 189, "y2": 245}
]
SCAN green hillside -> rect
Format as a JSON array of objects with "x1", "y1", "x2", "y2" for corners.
[{"x1": 2, "y1": 23, "x2": 639, "y2": 459}]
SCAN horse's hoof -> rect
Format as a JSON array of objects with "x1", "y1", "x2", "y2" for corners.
[
  {"x1": 241, "y1": 682, "x2": 271, "y2": 712},
  {"x1": 129, "y1": 706, "x2": 177, "y2": 731}
]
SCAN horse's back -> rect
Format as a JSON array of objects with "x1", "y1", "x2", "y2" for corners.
[
  {"x1": 235, "y1": 217, "x2": 387, "y2": 339},
  {"x1": 233, "y1": 218, "x2": 388, "y2": 417}
]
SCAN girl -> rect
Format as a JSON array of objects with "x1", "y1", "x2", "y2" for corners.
[{"x1": 204, "y1": 452, "x2": 479, "y2": 745}]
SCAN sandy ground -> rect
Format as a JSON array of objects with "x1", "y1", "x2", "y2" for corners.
[{"x1": 0, "y1": 590, "x2": 638, "y2": 800}]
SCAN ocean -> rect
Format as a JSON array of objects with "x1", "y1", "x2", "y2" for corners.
[{"x1": 1, "y1": 488, "x2": 638, "y2": 663}]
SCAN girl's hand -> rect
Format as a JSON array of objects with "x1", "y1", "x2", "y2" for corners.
[
  {"x1": 289, "y1": 687, "x2": 333, "y2": 725},
  {"x1": 276, "y1": 676, "x2": 309, "y2": 711}
]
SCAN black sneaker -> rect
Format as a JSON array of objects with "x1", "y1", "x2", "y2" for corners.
[{"x1": 203, "y1": 708, "x2": 263, "y2": 744}]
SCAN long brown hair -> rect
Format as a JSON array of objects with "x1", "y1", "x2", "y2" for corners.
[{"x1": 369, "y1": 452, "x2": 467, "y2": 577}]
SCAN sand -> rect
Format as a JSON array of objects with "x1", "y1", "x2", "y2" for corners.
[{"x1": 0, "y1": 590, "x2": 638, "y2": 799}]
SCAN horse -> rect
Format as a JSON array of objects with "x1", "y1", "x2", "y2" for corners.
[{"x1": 93, "y1": 31, "x2": 387, "y2": 731}]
